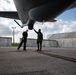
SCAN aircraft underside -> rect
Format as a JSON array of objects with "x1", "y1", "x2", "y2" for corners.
[
  {"x1": 13, "y1": 0, "x2": 76, "y2": 29},
  {"x1": 0, "y1": 0, "x2": 76, "y2": 29}
]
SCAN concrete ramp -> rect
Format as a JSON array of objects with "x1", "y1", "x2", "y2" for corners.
[{"x1": 0, "y1": 47, "x2": 76, "y2": 75}]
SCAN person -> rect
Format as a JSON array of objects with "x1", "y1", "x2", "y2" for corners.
[
  {"x1": 17, "y1": 30, "x2": 28, "y2": 51},
  {"x1": 33, "y1": 28, "x2": 43, "y2": 51}
]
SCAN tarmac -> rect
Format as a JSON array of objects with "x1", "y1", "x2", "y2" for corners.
[{"x1": 0, "y1": 47, "x2": 76, "y2": 75}]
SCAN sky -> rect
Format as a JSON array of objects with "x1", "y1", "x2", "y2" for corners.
[{"x1": 0, "y1": 0, "x2": 76, "y2": 43}]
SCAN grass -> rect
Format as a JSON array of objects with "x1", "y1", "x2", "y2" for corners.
[{"x1": 12, "y1": 43, "x2": 19, "y2": 47}]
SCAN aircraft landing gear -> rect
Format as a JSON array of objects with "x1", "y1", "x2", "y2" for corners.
[{"x1": 28, "y1": 20, "x2": 35, "y2": 30}]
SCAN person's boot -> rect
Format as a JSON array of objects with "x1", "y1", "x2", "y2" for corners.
[
  {"x1": 40, "y1": 45, "x2": 42, "y2": 51},
  {"x1": 23, "y1": 47, "x2": 27, "y2": 51},
  {"x1": 17, "y1": 47, "x2": 19, "y2": 51},
  {"x1": 37, "y1": 44, "x2": 39, "y2": 51}
]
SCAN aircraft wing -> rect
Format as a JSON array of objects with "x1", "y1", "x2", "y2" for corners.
[{"x1": 0, "y1": 11, "x2": 19, "y2": 19}]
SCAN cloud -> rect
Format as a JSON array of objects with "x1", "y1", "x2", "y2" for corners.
[
  {"x1": 0, "y1": 23, "x2": 12, "y2": 36},
  {"x1": 33, "y1": 19, "x2": 76, "y2": 39},
  {"x1": 0, "y1": 18, "x2": 21, "y2": 36},
  {"x1": 0, "y1": 0, "x2": 16, "y2": 11},
  {"x1": 0, "y1": 18, "x2": 76, "y2": 42}
]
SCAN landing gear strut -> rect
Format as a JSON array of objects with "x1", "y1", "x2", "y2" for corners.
[{"x1": 28, "y1": 20, "x2": 35, "y2": 30}]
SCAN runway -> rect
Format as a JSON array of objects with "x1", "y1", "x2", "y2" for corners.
[{"x1": 0, "y1": 47, "x2": 76, "y2": 75}]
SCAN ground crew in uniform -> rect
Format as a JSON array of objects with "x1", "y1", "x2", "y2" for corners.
[
  {"x1": 33, "y1": 28, "x2": 43, "y2": 51},
  {"x1": 17, "y1": 30, "x2": 28, "y2": 51}
]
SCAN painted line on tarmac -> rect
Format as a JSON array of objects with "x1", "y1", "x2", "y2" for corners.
[{"x1": 38, "y1": 51, "x2": 76, "y2": 63}]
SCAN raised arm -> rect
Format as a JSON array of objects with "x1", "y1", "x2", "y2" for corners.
[{"x1": 33, "y1": 28, "x2": 38, "y2": 34}]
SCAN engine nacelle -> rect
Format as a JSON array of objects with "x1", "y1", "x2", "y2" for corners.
[{"x1": 29, "y1": 0, "x2": 76, "y2": 22}]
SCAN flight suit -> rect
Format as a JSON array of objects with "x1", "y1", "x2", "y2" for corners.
[
  {"x1": 18, "y1": 31, "x2": 28, "y2": 51},
  {"x1": 34, "y1": 29, "x2": 43, "y2": 51}
]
